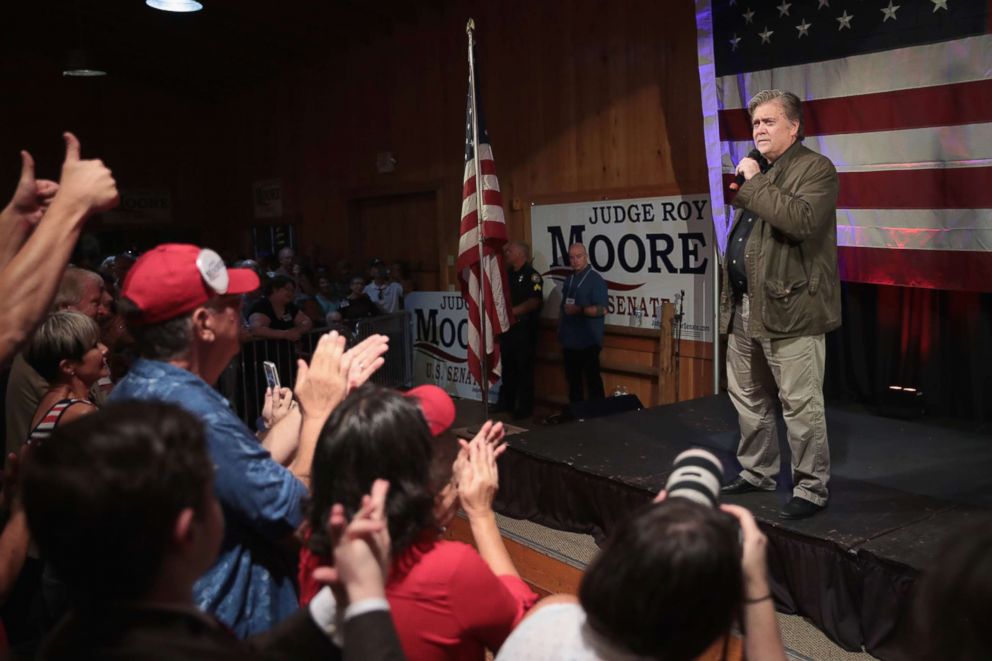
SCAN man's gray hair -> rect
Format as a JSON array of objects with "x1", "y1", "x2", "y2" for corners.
[
  {"x1": 119, "y1": 298, "x2": 193, "y2": 362},
  {"x1": 25, "y1": 311, "x2": 101, "y2": 382},
  {"x1": 747, "y1": 90, "x2": 804, "y2": 141},
  {"x1": 52, "y1": 267, "x2": 103, "y2": 311}
]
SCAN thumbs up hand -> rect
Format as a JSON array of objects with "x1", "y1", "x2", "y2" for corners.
[
  {"x1": 3, "y1": 150, "x2": 59, "y2": 228},
  {"x1": 54, "y1": 132, "x2": 119, "y2": 216}
]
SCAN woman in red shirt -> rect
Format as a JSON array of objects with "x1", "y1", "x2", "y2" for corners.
[{"x1": 300, "y1": 385, "x2": 537, "y2": 660}]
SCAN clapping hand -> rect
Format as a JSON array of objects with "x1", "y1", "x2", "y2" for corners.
[
  {"x1": 456, "y1": 421, "x2": 507, "y2": 519},
  {"x1": 294, "y1": 331, "x2": 351, "y2": 422},
  {"x1": 313, "y1": 479, "x2": 391, "y2": 607},
  {"x1": 343, "y1": 334, "x2": 389, "y2": 394}
]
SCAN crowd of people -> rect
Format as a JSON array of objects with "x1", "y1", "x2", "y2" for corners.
[
  {"x1": 234, "y1": 250, "x2": 413, "y2": 332},
  {"x1": 0, "y1": 124, "x2": 988, "y2": 660}
]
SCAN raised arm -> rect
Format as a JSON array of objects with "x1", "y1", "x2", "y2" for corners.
[
  {"x1": 259, "y1": 387, "x2": 303, "y2": 465},
  {"x1": 457, "y1": 421, "x2": 517, "y2": 577},
  {"x1": 0, "y1": 133, "x2": 118, "y2": 368},
  {"x1": 732, "y1": 158, "x2": 838, "y2": 243},
  {"x1": 721, "y1": 504, "x2": 787, "y2": 661},
  {"x1": 0, "y1": 151, "x2": 59, "y2": 270}
]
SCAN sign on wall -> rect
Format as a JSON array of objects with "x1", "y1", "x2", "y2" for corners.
[
  {"x1": 406, "y1": 292, "x2": 500, "y2": 402},
  {"x1": 253, "y1": 178, "x2": 283, "y2": 219},
  {"x1": 103, "y1": 188, "x2": 172, "y2": 224},
  {"x1": 531, "y1": 194, "x2": 715, "y2": 342}
]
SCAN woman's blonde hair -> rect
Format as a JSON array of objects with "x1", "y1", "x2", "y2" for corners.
[{"x1": 25, "y1": 311, "x2": 101, "y2": 382}]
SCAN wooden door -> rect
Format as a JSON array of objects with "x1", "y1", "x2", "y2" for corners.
[{"x1": 349, "y1": 191, "x2": 440, "y2": 291}]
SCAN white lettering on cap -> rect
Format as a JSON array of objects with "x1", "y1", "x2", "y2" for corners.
[{"x1": 196, "y1": 248, "x2": 230, "y2": 294}]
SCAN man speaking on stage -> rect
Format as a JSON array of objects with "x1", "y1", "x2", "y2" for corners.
[{"x1": 718, "y1": 89, "x2": 841, "y2": 520}]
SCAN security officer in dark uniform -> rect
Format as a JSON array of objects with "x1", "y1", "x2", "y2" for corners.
[{"x1": 497, "y1": 241, "x2": 543, "y2": 419}]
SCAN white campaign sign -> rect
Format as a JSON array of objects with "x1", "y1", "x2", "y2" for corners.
[
  {"x1": 531, "y1": 195, "x2": 715, "y2": 342},
  {"x1": 406, "y1": 292, "x2": 500, "y2": 402}
]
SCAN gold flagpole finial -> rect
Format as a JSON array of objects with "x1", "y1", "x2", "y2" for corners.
[{"x1": 466, "y1": 18, "x2": 475, "y2": 34}]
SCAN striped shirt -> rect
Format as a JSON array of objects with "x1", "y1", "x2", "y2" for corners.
[{"x1": 27, "y1": 398, "x2": 90, "y2": 444}]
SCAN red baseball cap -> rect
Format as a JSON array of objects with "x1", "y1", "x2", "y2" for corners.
[
  {"x1": 404, "y1": 385, "x2": 456, "y2": 437},
  {"x1": 121, "y1": 244, "x2": 260, "y2": 325}
]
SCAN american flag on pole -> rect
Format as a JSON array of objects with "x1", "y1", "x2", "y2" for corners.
[
  {"x1": 696, "y1": 0, "x2": 992, "y2": 292},
  {"x1": 457, "y1": 50, "x2": 513, "y2": 388}
]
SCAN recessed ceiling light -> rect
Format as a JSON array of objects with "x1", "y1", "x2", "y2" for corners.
[{"x1": 146, "y1": 0, "x2": 204, "y2": 12}]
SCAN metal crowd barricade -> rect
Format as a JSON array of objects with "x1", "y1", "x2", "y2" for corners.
[
  {"x1": 218, "y1": 312, "x2": 413, "y2": 426},
  {"x1": 351, "y1": 312, "x2": 412, "y2": 389}
]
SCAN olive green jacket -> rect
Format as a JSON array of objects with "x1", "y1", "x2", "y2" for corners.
[{"x1": 719, "y1": 141, "x2": 841, "y2": 339}]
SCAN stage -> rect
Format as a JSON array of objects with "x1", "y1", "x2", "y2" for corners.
[{"x1": 476, "y1": 395, "x2": 992, "y2": 661}]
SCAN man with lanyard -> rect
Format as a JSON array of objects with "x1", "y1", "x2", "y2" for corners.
[
  {"x1": 557, "y1": 243, "x2": 608, "y2": 404},
  {"x1": 496, "y1": 241, "x2": 543, "y2": 419}
]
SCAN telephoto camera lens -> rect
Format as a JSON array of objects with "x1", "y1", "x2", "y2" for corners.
[{"x1": 664, "y1": 448, "x2": 725, "y2": 508}]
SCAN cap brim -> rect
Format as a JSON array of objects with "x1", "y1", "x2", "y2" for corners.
[{"x1": 227, "y1": 268, "x2": 260, "y2": 295}]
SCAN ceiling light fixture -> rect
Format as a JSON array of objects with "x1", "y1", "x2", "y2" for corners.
[
  {"x1": 63, "y1": 49, "x2": 107, "y2": 77},
  {"x1": 146, "y1": 0, "x2": 204, "y2": 12}
]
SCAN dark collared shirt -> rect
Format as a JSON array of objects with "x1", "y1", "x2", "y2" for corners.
[
  {"x1": 726, "y1": 210, "x2": 758, "y2": 296},
  {"x1": 727, "y1": 156, "x2": 772, "y2": 296}
]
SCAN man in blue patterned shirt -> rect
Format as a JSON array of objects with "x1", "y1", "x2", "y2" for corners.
[{"x1": 110, "y1": 244, "x2": 387, "y2": 637}]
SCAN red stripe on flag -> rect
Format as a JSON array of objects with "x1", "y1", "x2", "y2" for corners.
[
  {"x1": 723, "y1": 167, "x2": 992, "y2": 208},
  {"x1": 838, "y1": 167, "x2": 992, "y2": 209},
  {"x1": 839, "y1": 246, "x2": 992, "y2": 292},
  {"x1": 719, "y1": 79, "x2": 992, "y2": 141}
]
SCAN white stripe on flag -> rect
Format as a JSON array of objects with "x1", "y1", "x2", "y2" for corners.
[
  {"x1": 717, "y1": 34, "x2": 992, "y2": 108},
  {"x1": 837, "y1": 209, "x2": 992, "y2": 251},
  {"x1": 723, "y1": 123, "x2": 992, "y2": 172}
]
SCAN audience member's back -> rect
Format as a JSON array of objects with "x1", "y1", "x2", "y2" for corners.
[{"x1": 21, "y1": 402, "x2": 224, "y2": 658}]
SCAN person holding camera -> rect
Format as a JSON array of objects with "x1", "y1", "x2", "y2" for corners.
[{"x1": 497, "y1": 449, "x2": 786, "y2": 661}]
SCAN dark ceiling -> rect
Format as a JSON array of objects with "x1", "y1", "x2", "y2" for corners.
[{"x1": 1, "y1": 0, "x2": 442, "y2": 99}]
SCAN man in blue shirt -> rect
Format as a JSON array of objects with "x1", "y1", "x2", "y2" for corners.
[
  {"x1": 110, "y1": 244, "x2": 388, "y2": 637},
  {"x1": 557, "y1": 243, "x2": 609, "y2": 403}
]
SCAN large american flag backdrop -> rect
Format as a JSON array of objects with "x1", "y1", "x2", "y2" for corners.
[
  {"x1": 457, "y1": 48, "x2": 513, "y2": 388},
  {"x1": 696, "y1": 0, "x2": 992, "y2": 292}
]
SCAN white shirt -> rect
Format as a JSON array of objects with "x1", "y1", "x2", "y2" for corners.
[
  {"x1": 363, "y1": 281, "x2": 403, "y2": 313},
  {"x1": 495, "y1": 603, "x2": 653, "y2": 661}
]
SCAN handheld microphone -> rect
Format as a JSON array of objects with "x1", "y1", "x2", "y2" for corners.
[{"x1": 729, "y1": 149, "x2": 763, "y2": 191}]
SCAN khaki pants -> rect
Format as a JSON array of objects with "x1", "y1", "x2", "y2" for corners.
[{"x1": 726, "y1": 295, "x2": 830, "y2": 505}]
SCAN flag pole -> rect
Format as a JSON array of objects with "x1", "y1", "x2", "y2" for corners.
[
  {"x1": 712, "y1": 242, "x2": 720, "y2": 395},
  {"x1": 466, "y1": 18, "x2": 490, "y2": 419}
]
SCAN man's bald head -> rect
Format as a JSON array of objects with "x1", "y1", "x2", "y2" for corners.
[
  {"x1": 503, "y1": 241, "x2": 531, "y2": 269},
  {"x1": 568, "y1": 243, "x2": 589, "y2": 272}
]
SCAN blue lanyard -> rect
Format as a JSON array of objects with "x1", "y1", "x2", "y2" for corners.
[{"x1": 566, "y1": 268, "x2": 592, "y2": 298}]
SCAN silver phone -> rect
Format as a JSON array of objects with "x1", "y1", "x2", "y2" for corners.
[{"x1": 262, "y1": 361, "x2": 281, "y2": 389}]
